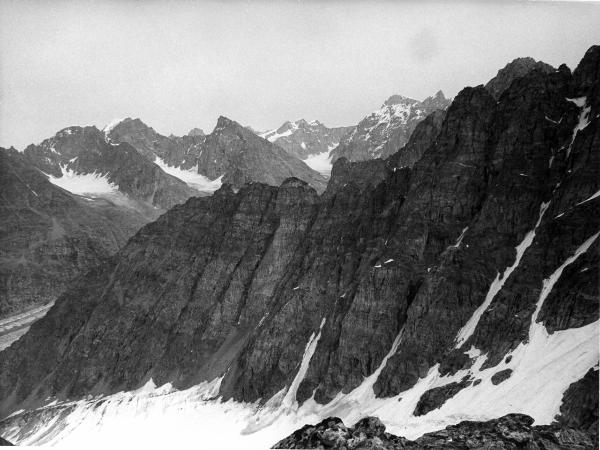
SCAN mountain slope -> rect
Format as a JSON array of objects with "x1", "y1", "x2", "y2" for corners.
[
  {"x1": 0, "y1": 46, "x2": 598, "y2": 446},
  {"x1": 23, "y1": 126, "x2": 199, "y2": 211},
  {"x1": 0, "y1": 148, "x2": 148, "y2": 319},
  {"x1": 330, "y1": 91, "x2": 450, "y2": 163}
]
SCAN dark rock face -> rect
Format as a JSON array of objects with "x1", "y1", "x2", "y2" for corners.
[
  {"x1": 556, "y1": 368, "x2": 599, "y2": 436},
  {"x1": 491, "y1": 369, "x2": 513, "y2": 385},
  {"x1": 272, "y1": 416, "x2": 409, "y2": 449},
  {"x1": 485, "y1": 57, "x2": 555, "y2": 99},
  {"x1": 108, "y1": 116, "x2": 327, "y2": 193},
  {"x1": 0, "y1": 436, "x2": 12, "y2": 446},
  {"x1": 330, "y1": 91, "x2": 450, "y2": 162},
  {"x1": 0, "y1": 148, "x2": 147, "y2": 318},
  {"x1": 0, "y1": 47, "x2": 598, "y2": 428},
  {"x1": 274, "y1": 414, "x2": 597, "y2": 449},
  {"x1": 414, "y1": 377, "x2": 472, "y2": 416},
  {"x1": 23, "y1": 125, "x2": 198, "y2": 211},
  {"x1": 259, "y1": 119, "x2": 354, "y2": 160}
]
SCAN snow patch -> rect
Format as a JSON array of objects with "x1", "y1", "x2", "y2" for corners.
[
  {"x1": 565, "y1": 97, "x2": 591, "y2": 157},
  {"x1": 576, "y1": 189, "x2": 600, "y2": 206},
  {"x1": 451, "y1": 227, "x2": 468, "y2": 249},
  {"x1": 280, "y1": 318, "x2": 326, "y2": 410},
  {"x1": 154, "y1": 156, "x2": 222, "y2": 192},
  {"x1": 302, "y1": 151, "x2": 333, "y2": 176},
  {"x1": 46, "y1": 166, "x2": 118, "y2": 196}
]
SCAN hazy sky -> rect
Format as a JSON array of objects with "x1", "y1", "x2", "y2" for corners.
[{"x1": 1, "y1": 0, "x2": 599, "y2": 149}]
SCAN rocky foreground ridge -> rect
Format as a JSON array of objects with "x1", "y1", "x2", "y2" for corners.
[
  {"x1": 273, "y1": 414, "x2": 597, "y2": 449},
  {"x1": 0, "y1": 46, "x2": 598, "y2": 444}
]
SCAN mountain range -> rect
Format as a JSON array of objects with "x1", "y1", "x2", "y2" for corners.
[
  {"x1": 0, "y1": 45, "x2": 597, "y2": 448},
  {"x1": 107, "y1": 116, "x2": 328, "y2": 192}
]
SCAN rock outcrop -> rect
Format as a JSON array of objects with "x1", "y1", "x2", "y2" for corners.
[
  {"x1": 0, "y1": 47, "x2": 598, "y2": 442},
  {"x1": 273, "y1": 414, "x2": 597, "y2": 449}
]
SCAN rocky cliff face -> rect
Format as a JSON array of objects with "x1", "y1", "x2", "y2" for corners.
[
  {"x1": 0, "y1": 47, "x2": 598, "y2": 445},
  {"x1": 485, "y1": 57, "x2": 555, "y2": 100},
  {"x1": 330, "y1": 91, "x2": 450, "y2": 163},
  {"x1": 259, "y1": 119, "x2": 353, "y2": 160},
  {"x1": 108, "y1": 117, "x2": 328, "y2": 192},
  {"x1": 0, "y1": 148, "x2": 148, "y2": 318},
  {"x1": 23, "y1": 126, "x2": 199, "y2": 211}
]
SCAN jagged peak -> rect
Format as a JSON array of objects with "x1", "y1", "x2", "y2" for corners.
[
  {"x1": 432, "y1": 90, "x2": 446, "y2": 100},
  {"x1": 213, "y1": 116, "x2": 247, "y2": 134},
  {"x1": 382, "y1": 94, "x2": 418, "y2": 107}
]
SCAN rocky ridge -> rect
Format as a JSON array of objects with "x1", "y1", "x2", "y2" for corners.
[
  {"x1": 273, "y1": 414, "x2": 597, "y2": 449},
  {"x1": 0, "y1": 46, "x2": 598, "y2": 444}
]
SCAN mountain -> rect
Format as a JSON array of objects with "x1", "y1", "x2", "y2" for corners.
[
  {"x1": 330, "y1": 91, "x2": 451, "y2": 163},
  {"x1": 23, "y1": 125, "x2": 200, "y2": 212},
  {"x1": 0, "y1": 147, "x2": 148, "y2": 320},
  {"x1": 108, "y1": 117, "x2": 328, "y2": 192},
  {"x1": 485, "y1": 57, "x2": 555, "y2": 100},
  {"x1": 258, "y1": 120, "x2": 354, "y2": 176},
  {"x1": 0, "y1": 46, "x2": 598, "y2": 448}
]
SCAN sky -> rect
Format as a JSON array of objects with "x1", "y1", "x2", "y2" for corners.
[{"x1": 0, "y1": 0, "x2": 599, "y2": 149}]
